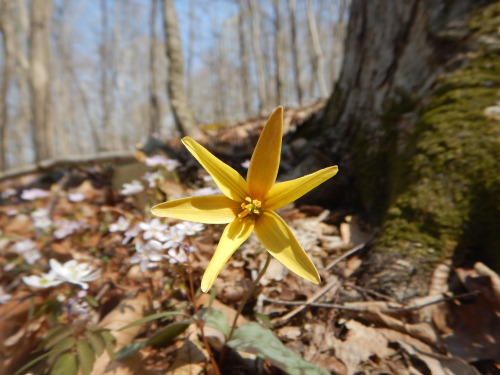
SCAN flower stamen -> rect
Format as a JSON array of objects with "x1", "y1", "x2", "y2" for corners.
[{"x1": 238, "y1": 197, "x2": 262, "y2": 218}]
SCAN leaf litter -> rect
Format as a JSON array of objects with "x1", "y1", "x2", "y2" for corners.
[{"x1": 0, "y1": 105, "x2": 499, "y2": 374}]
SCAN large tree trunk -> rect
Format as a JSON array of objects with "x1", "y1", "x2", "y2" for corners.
[
  {"x1": 162, "y1": 0, "x2": 202, "y2": 138},
  {"x1": 313, "y1": 0, "x2": 500, "y2": 299}
]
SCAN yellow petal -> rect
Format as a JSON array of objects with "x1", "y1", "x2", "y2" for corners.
[
  {"x1": 246, "y1": 106, "x2": 283, "y2": 200},
  {"x1": 264, "y1": 166, "x2": 339, "y2": 211},
  {"x1": 201, "y1": 217, "x2": 255, "y2": 292},
  {"x1": 151, "y1": 195, "x2": 240, "y2": 224},
  {"x1": 254, "y1": 211, "x2": 320, "y2": 284},
  {"x1": 182, "y1": 137, "x2": 248, "y2": 202}
]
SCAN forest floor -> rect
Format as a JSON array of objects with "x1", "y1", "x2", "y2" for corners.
[{"x1": 1, "y1": 104, "x2": 499, "y2": 375}]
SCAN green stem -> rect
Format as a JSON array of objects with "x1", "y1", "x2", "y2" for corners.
[{"x1": 227, "y1": 252, "x2": 272, "y2": 342}]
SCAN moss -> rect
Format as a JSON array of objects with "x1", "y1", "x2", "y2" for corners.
[
  {"x1": 351, "y1": 89, "x2": 417, "y2": 222},
  {"x1": 377, "y1": 2, "x2": 500, "y2": 270}
]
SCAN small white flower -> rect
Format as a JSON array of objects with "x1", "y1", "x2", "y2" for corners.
[
  {"x1": 142, "y1": 171, "x2": 162, "y2": 188},
  {"x1": 192, "y1": 187, "x2": 221, "y2": 196},
  {"x1": 21, "y1": 188, "x2": 50, "y2": 201},
  {"x1": 120, "y1": 180, "x2": 144, "y2": 195},
  {"x1": 1, "y1": 188, "x2": 17, "y2": 199},
  {"x1": 140, "y1": 218, "x2": 168, "y2": 242},
  {"x1": 167, "y1": 248, "x2": 188, "y2": 264},
  {"x1": 23, "y1": 271, "x2": 62, "y2": 288},
  {"x1": 11, "y1": 239, "x2": 42, "y2": 265},
  {"x1": 241, "y1": 159, "x2": 251, "y2": 169},
  {"x1": 31, "y1": 208, "x2": 52, "y2": 230},
  {"x1": 145, "y1": 155, "x2": 181, "y2": 171},
  {"x1": 130, "y1": 240, "x2": 165, "y2": 272},
  {"x1": 49, "y1": 259, "x2": 101, "y2": 290},
  {"x1": 0, "y1": 286, "x2": 12, "y2": 304},
  {"x1": 123, "y1": 223, "x2": 141, "y2": 245},
  {"x1": 109, "y1": 216, "x2": 130, "y2": 232},
  {"x1": 67, "y1": 192, "x2": 86, "y2": 202},
  {"x1": 162, "y1": 226, "x2": 186, "y2": 249},
  {"x1": 53, "y1": 220, "x2": 82, "y2": 239},
  {"x1": 175, "y1": 222, "x2": 204, "y2": 236}
]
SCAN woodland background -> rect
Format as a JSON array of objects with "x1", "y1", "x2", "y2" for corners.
[
  {"x1": 0, "y1": 0, "x2": 348, "y2": 170},
  {"x1": 1, "y1": 0, "x2": 500, "y2": 374}
]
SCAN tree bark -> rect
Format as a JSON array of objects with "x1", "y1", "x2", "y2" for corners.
[
  {"x1": 288, "y1": 0, "x2": 304, "y2": 106},
  {"x1": 148, "y1": 0, "x2": 161, "y2": 137},
  {"x1": 248, "y1": 0, "x2": 268, "y2": 115},
  {"x1": 306, "y1": 0, "x2": 328, "y2": 98},
  {"x1": 238, "y1": 0, "x2": 251, "y2": 117},
  {"x1": 314, "y1": 0, "x2": 500, "y2": 299},
  {"x1": 0, "y1": 0, "x2": 14, "y2": 170},
  {"x1": 273, "y1": 0, "x2": 285, "y2": 106},
  {"x1": 29, "y1": 0, "x2": 53, "y2": 161},
  {"x1": 162, "y1": 0, "x2": 202, "y2": 138}
]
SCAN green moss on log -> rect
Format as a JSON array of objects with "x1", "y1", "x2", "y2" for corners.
[{"x1": 378, "y1": 3, "x2": 500, "y2": 270}]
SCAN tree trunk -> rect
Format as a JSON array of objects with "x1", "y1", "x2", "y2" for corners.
[
  {"x1": 30, "y1": 0, "x2": 53, "y2": 161},
  {"x1": 306, "y1": 0, "x2": 328, "y2": 98},
  {"x1": 273, "y1": 0, "x2": 285, "y2": 107},
  {"x1": 161, "y1": 0, "x2": 202, "y2": 138},
  {"x1": 238, "y1": 0, "x2": 251, "y2": 117},
  {"x1": 315, "y1": 0, "x2": 500, "y2": 299},
  {"x1": 248, "y1": 0, "x2": 268, "y2": 115},
  {"x1": 148, "y1": 0, "x2": 161, "y2": 137},
  {"x1": 0, "y1": 1, "x2": 14, "y2": 170},
  {"x1": 288, "y1": 0, "x2": 304, "y2": 106}
]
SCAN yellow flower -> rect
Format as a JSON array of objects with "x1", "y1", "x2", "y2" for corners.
[{"x1": 151, "y1": 107, "x2": 338, "y2": 292}]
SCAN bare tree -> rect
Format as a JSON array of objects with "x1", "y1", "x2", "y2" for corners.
[
  {"x1": 273, "y1": 0, "x2": 285, "y2": 106},
  {"x1": 29, "y1": 0, "x2": 53, "y2": 161},
  {"x1": 238, "y1": 0, "x2": 251, "y2": 117},
  {"x1": 248, "y1": 0, "x2": 268, "y2": 115},
  {"x1": 162, "y1": 0, "x2": 202, "y2": 138},
  {"x1": 288, "y1": 0, "x2": 304, "y2": 105},
  {"x1": 148, "y1": 0, "x2": 161, "y2": 136},
  {"x1": 306, "y1": 0, "x2": 328, "y2": 98},
  {"x1": 0, "y1": 0, "x2": 14, "y2": 170}
]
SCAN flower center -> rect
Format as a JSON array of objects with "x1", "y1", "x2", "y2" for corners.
[{"x1": 238, "y1": 197, "x2": 262, "y2": 218}]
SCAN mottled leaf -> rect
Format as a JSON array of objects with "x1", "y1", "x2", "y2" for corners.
[{"x1": 227, "y1": 322, "x2": 329, "y2": 375}]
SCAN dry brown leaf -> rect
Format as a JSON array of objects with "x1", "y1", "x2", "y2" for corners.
[
  {"x1": 331, "y1": 319, "x2": 392, "y2": 374},
  {"x1": 90, "y1": 292, "x2": 150, "y2": 375}
]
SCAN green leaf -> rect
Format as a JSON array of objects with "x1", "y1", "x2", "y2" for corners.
[
  {"x1": 113, "y1": 342, "x2": 146, "y2": 361},
  {"x1": 100, "y1": 331, "x2": 116, "y2": 357},
  {"x1": 146, "y1": 320, "x2": 192, "y2": 346},
  {"x1": 84, "y1": 330, "x2": 105, "y2": 356},
  {"x1": 44, "y1": 325, "x2": 77, "y2": 349},
  {"x1": 201, "y1": 307, "x2": 230, "y2": 337},
  {"x1": 227, "y1": 322, "x2": 329, "y2": 375},
  {"x1": 50, "y1": 336, "x2": 77, "y2": 356},
  {"x1": 254, "y1": 313, "x2": 272, "y2": 328},
  {"x1": 50, "y1": 352, "x2": 78, "y2": 375},
  {"x1": 118, "y1": 311, "x2": 187, "y2": 331},
  {"x1": 77, "y1": 340, "x2": 95, "y2": 375}
]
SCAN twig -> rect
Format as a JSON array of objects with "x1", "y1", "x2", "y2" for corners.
[
  {"x1": 325, "y1": 230, "x2": 378, "y2": 271},
  {"x1": 263, "y1": 290, "x2": 482, "y2": 315},
  {"x1": 384, "y1": 291, "x2": 481, "y2": 314},
  {"x1": 271, "y1": 275, "x2": 341, "y2": 327}
]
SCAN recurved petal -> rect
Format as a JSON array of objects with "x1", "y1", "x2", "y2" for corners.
[
  {"x1": 246, "y1": 106, "x2": 283, "y2": 200},
  {"x1": 151, "y1": 195, "x2": 240, "y2": 224},
  {"x1": 182, "y1": 137, "x2": 248, "y2": 202},
  {"x1": 201, "y1": 217, "x2": 255, "y2": 292},
  {"x1": 254, "y1": 211, "x2": 320, "y2": 284},
  {"x1": 264, "y1": 166, "x2": 338, "y2": 211}
]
